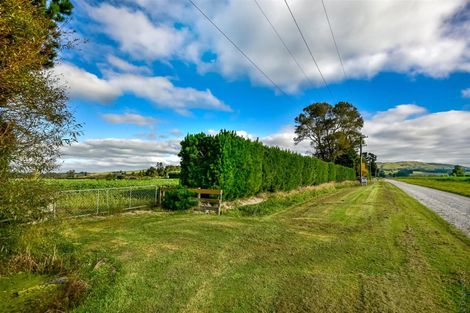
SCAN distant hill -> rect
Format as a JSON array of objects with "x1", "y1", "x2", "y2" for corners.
[{"x1": 377, "y1": 161, "x2": 470, "y2": 174}]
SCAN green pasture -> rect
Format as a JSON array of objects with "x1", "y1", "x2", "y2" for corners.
[{"x1": 2, "y1": 182, "x2": 469, "y2": 312}]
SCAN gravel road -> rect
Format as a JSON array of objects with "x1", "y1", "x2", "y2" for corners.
[{"x1": 387, "y1": 179, "x2": 470, "y2": 237}]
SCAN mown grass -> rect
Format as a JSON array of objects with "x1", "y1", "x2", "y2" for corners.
[
  {"x1": 44, "y1": 178, "x2": 179, "y2": 190},
  {"x1": 1, "y1": 182, "x2": 469, "y2": 312},
  {"x1": 395, "y1": 176, "x2": 470, "y2": 197}
]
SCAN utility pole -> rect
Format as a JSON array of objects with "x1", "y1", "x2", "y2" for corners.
[
  {"x1": 359, "y1": 135, "x2": 368, "y2": 185},
  {"x1": 359, "y1": 141, "x2": 363, "y2": 184}
]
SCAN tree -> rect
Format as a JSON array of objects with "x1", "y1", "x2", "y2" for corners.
[
  {"x1": 146, "y1": 166, "x2": 158, "y2": 177},
  {"x1": 334, "y1": 149, "x2": 358, "y2": 168},
  {"x1": 0, "y1": 0, "x2": 78, "y2": 222},
  {"x1": 395, "y1": 169, "x2": 413, "y2": 177},
  {"x1": 451, "y1": 165, "x2": 465, "y2": 177},
  {"x1": 362, "y1": 152, "x2": 378, "y2": 177},
  {"x1": 294, "y1": 102, "x2": 364, "y2": 163}
]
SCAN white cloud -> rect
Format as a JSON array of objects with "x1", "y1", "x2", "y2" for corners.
[
  {"x1": 88, "y1": 4, "x2": 191, "y2": 61},
  {"x1": 60, "y1": 138, "x2": 180, "y2": 172},
  {"x1": 170, "y1": 129, "x2": 182, "y2": 136},
  {"x1": 110, "y1": 74, "x2": 232, "y2": 115},
  {"x1": 462, "y1": 88, "x2": 470, "y2": 98},
  {"x1": 93, "y1": 0, "x2": 470, "y2": 92},
  {"x1": 372, "y1": 104, "x2": 427, "y2": 123},
  {"x1": 106, "y1": 55, "x2": 151, "y2": 74},
  {"x1": 54, "y1": 63, "x2": 230, "y2": 114},
  {"x1": 102, "y1": 113, "x2": 157, "y2": 126},
  {"x1": 364, "y1": 105, "x2": 470, "y2": 166},
  {"x1": 53, "y1": 63, "x2": 120, "y2": 103},
  {"x1": 261, "y1": 126, "x2": 310, "y2": 153}
]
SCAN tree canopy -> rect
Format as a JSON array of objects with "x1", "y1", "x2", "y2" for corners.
[
  {"x1": 451, "y1": 165, "x2": 465, "y2": 177},
  {"x1": 0, "y1": 0, "x2": 78, "y2": 222},
  {"x1": 294, "y1": 102, "x2": 364, "y2": 163}
]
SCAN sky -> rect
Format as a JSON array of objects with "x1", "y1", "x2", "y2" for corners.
[{"x1": 55, "y1": 0, "x2": 470, "y2": 172}]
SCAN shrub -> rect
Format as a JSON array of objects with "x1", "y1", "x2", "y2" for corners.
[
  {"x1": 179, "y1": 130, "x2": 356, "y2": 200},
  {"x1": 162, "y1": 187, "x2": 197, "y2": 211}
]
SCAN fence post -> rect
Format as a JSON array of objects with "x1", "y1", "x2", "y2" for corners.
[
  {"x1": 155, "y1": 186, "x2": 158, "y2": 206},
  {"x1": 97, "y1": 190, "x2": 100, "y2": 215},
  {"x1": 217, "y1": 190, "x2": 223, "y2": 215},
  {"x1": 106, "y1": 189, "x2": 110, "y2": 214},
  {"x1": 197, "y1": 188, "x2": 201, "y2": 209}
]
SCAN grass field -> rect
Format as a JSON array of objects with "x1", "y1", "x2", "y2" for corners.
[
  {"x1": 395, "y1": 176, "x2": 470, "y2": 197},
  {"x1": 1, "y1": 182, "x2": 469, "y2": 312},
  {"x1": 45, "y1": 178, "x2": 179, "y2": 190}
]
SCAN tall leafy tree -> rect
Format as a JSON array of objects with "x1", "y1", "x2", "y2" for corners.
[
  {"x1": 0, "y1": 0, "x2": 79, "y2": 222},
  {"x1": 451, "y1": 165, "x2": 465, "y2": 177},
  {"x1": 294, "y1": 102, "x2": 364, "y2": 163},
  {"x1": 362, "y1": 152, "x2": 378, "y2": 177}
]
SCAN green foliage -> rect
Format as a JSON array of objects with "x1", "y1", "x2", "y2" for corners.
[
  {"x1": 0, "y1": 178, "x2": 56, "y2": 223},
  {"x1": 394, "y1": 169, "x2": 413, "y2": 177},
  {"x1": 294, "y1": 102, "x2": 364, "y2": 162},
  {"x1": 362, "y1": 152, "x2": 378, "y2": 177},
  {"x1": 451, "y1": 165, "x2": 465, "y2": 177},
  {"x1": 179, "y1": 131, "x2": 356, "y2": 199},
  {"x1": 162, "y1": 187, "x2": 197, "y2": 211},
  {"x1": 0, "y1": 0, "x2": 79, "y2": 224}
]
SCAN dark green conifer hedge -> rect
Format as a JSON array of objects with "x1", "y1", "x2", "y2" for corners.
[{"x1": 179, "y1": 131, "x2": 356, "y2": 199}]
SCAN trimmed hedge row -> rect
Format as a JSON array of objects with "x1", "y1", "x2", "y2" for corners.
[{"x1": 179, "y1": 131, "x2": 356, "y2": 200}]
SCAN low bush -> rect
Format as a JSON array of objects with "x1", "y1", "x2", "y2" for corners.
[{"x1": 162, "y1": 187, "x2": 197, "y2": 211}]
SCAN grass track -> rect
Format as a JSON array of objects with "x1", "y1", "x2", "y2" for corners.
[
  {"x1": 3, "y1": 182, "x2": 470, "y2": 312},
  {"x1": 395, "y1": 177, "x2": 470, "y2": 197}
]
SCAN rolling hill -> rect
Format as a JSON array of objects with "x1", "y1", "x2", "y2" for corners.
[{"x1": 377, "y1": 161, "x2": 470, "y2": 174}]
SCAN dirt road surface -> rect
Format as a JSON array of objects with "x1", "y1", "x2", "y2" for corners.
[{"x1": 387, "y1": 179, "x2": 470, "y2": 237}]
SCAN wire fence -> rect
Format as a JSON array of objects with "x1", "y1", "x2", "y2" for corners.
[{"x1": 54, "y1": 185, "x2": 161, "y2": 218}]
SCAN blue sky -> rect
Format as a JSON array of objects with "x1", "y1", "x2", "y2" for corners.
[{"x1": 57, "y1": 0, "x2": 470, "y2": 171}]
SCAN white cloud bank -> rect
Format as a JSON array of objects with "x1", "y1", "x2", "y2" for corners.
[
  {"x1": 364, "y1": 105, "x2": 470, "y2": 166},
  {"x1": 53, "y1": 63, "x2": 231, "y2": 114},
  {"x1": 60, "y1": 105, "x2": 470, "y2": 172},
  {"x1": 101, "y1": 113, "x2": 157, "y2": 126},
  {"x1": 60, "y1": 138, "x2": 181, "y2": 172},
  {"x1": 86, "y1": 0, "x2": 470, "y2": 92}
]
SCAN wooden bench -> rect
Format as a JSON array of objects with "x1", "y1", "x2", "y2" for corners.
[{"x1": 159, "y1": 187, "x2": 223, "y2": 215}]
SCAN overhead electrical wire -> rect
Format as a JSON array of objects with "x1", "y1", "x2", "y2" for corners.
[
  {"x1": 321, "y1": 0, "x2": 351, "y2": 97},
  {"x1": 188, "y1": 0, "x2": 289, "y2": 97},
  {"x1": 283, "y1": 0, "x2": 335, "y2": 100},
  {"x1": 253, "y1": 0, "x2": 316, "y2": 88}
]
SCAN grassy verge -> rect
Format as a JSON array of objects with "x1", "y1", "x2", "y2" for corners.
[
  {"x1": 395, "y1": 176, "x2": 470, "y2": 197},
  {"x1": 1, "y1": 182, "x2": 469, "y2": 312},
  {"x1": 227, "y1": 181, "x2": 357, "y2": 216}
]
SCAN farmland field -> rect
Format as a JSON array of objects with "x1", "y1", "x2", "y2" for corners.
[
  {"x1": 45, "y1": 178, "x2": 179, "y2": 190},
  {"x1": 395, "y1": 176, "x2": 470, "y2": 197},
  {"x1": 2, "y1": 182, "x2": 469, "y2": 312}
]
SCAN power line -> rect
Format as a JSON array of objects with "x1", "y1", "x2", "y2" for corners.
[
  {"x1": 188, "y1": 0, "x2": 289, "y2": 97},
  {"x1": 321, "y1": 0, "x2": 351, "y2": 97},
  {"x1": 253, "y1": 0, "x2": 316, "y2": 89},
  {"x1": 283, "y1": 0, "x2": 334, "y2": 100}
]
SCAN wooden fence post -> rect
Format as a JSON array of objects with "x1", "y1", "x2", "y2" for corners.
[
  {"x1": 197, "y1": 188, "x2": 201, "y2": 210},
  {"x1": 217, "y1": 190, "x2": 223, "y2": 215}
]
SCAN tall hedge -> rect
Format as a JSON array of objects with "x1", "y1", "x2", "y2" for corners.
[{"x1": 179, "y1": 131, "x2": 356, "y2": 200}]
